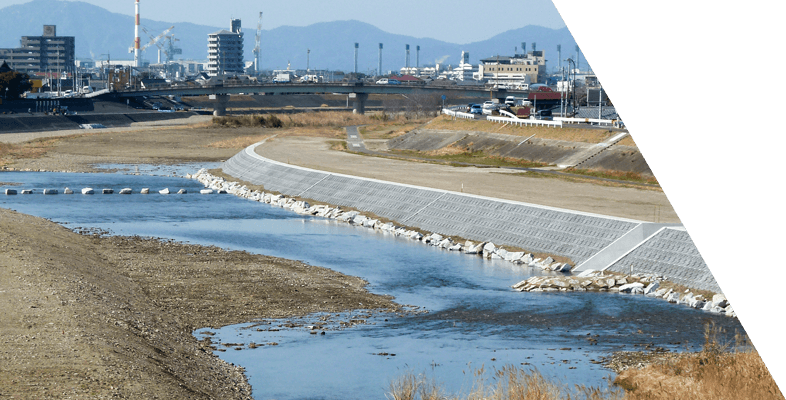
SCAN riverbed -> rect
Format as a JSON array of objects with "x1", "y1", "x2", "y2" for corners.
[{"x1": 0, "y1": 166, "x2": 745, "y2": 400}]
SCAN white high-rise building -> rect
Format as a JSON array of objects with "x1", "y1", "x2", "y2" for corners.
[{"x1": 207, "y1": 19, "x2": 244, "y2": 76}]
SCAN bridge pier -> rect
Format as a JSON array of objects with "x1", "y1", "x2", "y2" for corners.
[
  {"x1": 210, "y1": 94, "x2": 230, "y2": 116},
  {"x1": 350, "y1": 92, "x2": 368, "y2": 115}
]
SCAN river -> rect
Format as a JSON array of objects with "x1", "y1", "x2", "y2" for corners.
[{"x1": 0, "y1": 165, "x2": 745, "y2": 400}]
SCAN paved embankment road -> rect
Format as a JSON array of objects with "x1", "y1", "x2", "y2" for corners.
[{"x1": 254, "y1": 135, "x2": 679, "y2": 224}]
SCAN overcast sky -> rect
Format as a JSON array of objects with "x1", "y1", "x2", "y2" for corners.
[{"x1": 0, "y1": 0, "x2": 567, "y2": 44}]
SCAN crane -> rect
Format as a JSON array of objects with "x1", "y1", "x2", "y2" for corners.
[
  {"x1": 129, "y1": 25, "x2": 174, "y2": 55},
  {"x1": 151, "y1": 34, "x2": 181, "y2": 64},
  {"x1": 253, "y1": 12, "x2": 263, "y2": 73}
]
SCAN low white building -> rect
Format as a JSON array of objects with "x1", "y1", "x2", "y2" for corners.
[{"x1": 477, "y1": 51, "x2": 546, "y2": 86}]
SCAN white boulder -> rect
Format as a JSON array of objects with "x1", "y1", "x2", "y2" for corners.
[
  {"x1": 618, "y1": 282, "x2": 645, "y2": 293},
  {"x1": 711, "y1": 294, "x2": 728, "y2": 308},
  {"x1": 644, "y1": 281, "x2": 660, "y2": 295}
]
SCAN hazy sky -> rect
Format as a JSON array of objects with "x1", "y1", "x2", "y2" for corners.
[{"x1": 0, "y1": 0, "x2": 567, "y2": 44}]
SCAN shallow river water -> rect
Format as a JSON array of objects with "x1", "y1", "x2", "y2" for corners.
[{"x1": 0, "y1": 165, "x2": 745, "y2": 400}]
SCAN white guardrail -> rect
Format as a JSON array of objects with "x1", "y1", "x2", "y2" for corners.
[
  {"x1": 443, "y1": 108, "x2": 625, "y2": 128},
  {"x1": 442, "y1": 108, "x2": 476, "y2": 120},
  {"x1": 487, "y1": 115, "x2": 563, "y2": 128},
  {"x1": 554, "y1": 117, "x2": 615, "y2": 126}
]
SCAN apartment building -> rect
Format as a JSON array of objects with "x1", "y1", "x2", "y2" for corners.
[
  {"x1": 207, "y1": 19, "x2": 244, "y2": 76},
  {"x1": 0, "y1": 25, "x2": 75, "y2": 75}
]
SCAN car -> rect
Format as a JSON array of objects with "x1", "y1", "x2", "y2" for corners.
[
  {"x1": 481, "y1": 101, "x2": 497, "y2": 115},
  {"x1": 469, "y1": 104, "x2": 483, "y2": 114},
  {"x1": 376, "y1": 78, "x2": 388, "y2": 84},
  {"x1": 534, "y1": 109, "x2": 553, "y2": 120}
]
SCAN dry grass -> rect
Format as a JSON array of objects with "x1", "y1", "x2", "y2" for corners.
[
  {"x1": 427, "y1": 115, "x2": 636, "y2": 146},
  {"x1": 614, "y1": 323, "x2": 783, "y2": 400},
  {"x1": 388, "y1": 324, "x2": 783, "y2": 400},
  {"x1": 212, "y1": 111, "x2": 380, "y2": 130},
  {"x1": 514, "y1": 171, "x2": 663, "y2": 192},
  {"x1": 0, "y1": 136, "x2": 64, "y2": 166},
  {"x1": 563, "y1": 168, "x2": 658, "y2": 186},
  {"x1": 388, "y1": 366, "x2": 623, "y2": 400},
  {"x1": 359, "y1": 119, "x2": 431, "y2": 139},
  {"x1": 387, "y1": 148, "x2": 549, "y2": 170},
  {"x1": 206, "y1": 135, "x2": 272, "y2": 149}
]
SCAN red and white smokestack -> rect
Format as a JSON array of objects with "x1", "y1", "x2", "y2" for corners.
[{"x1": 134, "y1": 0, "x2": 141, "y2": 67}]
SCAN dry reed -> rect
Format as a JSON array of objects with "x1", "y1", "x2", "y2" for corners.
[
  {"x1": 388, "y1": 366, "x2": 623, "y2": 400},
  {"x1": 388, "y1": 323, "x2": 782, "y2": 400},
  {"x1": 615, "y1": 323, "x2": 783, "y2": 400}
]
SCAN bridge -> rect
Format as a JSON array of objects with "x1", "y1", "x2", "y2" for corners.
[{"x1": 113, "y1": 83, "x2": 527, "y2": 116}]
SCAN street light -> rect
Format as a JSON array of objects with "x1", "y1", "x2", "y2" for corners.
[
  {"x1": 566, "y1": 58, "x2": 576, "y2": 116},
  {"x1": 100, "y1": 53, "x2": 110, "y2": 90}
]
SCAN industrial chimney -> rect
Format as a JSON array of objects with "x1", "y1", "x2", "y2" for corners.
[
  {"x1": 378, "y1": 43, "x2": 383, "y2": 76},
  {"x1": 405, "y1": 44, "x2": 410, "y2": 72},
  {"x1": 354, "y1": 43, "x2": 359, "y2": 74},
  {"x1": 134, "y1": 0, "x2": 140, "y2": 67}
]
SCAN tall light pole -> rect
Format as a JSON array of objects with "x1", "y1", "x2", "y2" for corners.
[
  {"x1": 566, "y1": 58, "x2": 576, "y2": 116},
  {"x1": 307, "y1": 49, "x2": 310, "y2": 72},
  {"x1": 100, "y1": 53, "x2": 110, "y2": 91}
]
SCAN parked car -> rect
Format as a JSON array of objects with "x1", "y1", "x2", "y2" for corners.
[{"x1": 469, "y1": 104, "x2": 483, "y2": 114}]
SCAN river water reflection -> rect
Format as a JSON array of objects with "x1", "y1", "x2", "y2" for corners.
[{"x1": 0, "y1": 166, "x2": 745, "y2": 400}]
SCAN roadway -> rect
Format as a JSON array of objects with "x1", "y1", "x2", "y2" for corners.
[{"x1": 113, "y1": 82, "x2": 527, "y2": 116}]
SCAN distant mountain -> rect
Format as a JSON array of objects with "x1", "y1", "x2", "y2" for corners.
[{"x1": 0, "y1": 0, "x2": 588, "y2": 73}]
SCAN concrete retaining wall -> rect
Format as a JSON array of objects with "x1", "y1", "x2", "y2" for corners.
[
  {"x1": 222, "y1": 142, "x2": 719, "y2": 292},
  {"x1": 0, "y1": 112, "x2": 194, "y2": 133},
  {"x1": 606, "y1": 227, "x2": 719, "y2": 292}
]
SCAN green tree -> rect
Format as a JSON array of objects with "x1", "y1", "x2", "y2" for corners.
[{"x1": 0, "y1": 63, "x2": 33, "y2": 101}]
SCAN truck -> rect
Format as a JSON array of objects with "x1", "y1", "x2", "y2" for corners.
[
  {"x1": 299, "y1": 74, "x2": 323, "y2": 83},
  {"x1": 273, "y1": 73, "x2": 291, "y2": 83}
]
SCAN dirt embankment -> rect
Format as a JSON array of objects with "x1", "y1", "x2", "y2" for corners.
[
  {"x1": 386, "y1": 127, "x2": 652, "y2": 177},
  {"x1": 0, "y1": 208, "x2": 399, "y2": 399}
]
